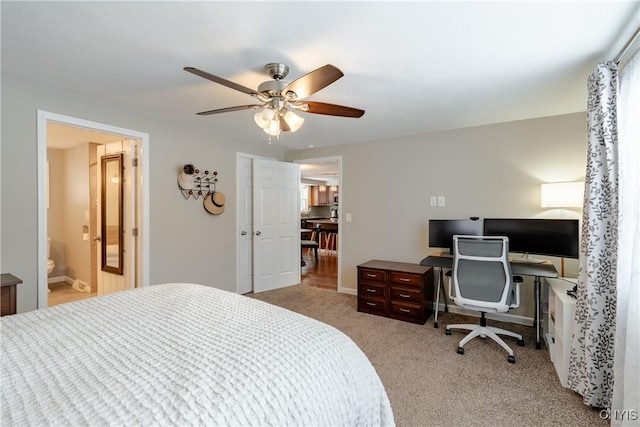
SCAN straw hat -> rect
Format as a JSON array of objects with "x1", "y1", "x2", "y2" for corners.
[{"x1": 203, "y1": 191, "x2": 225, "y2": 215}]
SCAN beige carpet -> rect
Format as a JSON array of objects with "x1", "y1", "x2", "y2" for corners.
[{"x1": 249, "y1": 284, "x2": 605, "y2": 427}]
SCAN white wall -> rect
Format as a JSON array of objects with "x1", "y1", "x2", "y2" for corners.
[
  {"x1": 48, "y1": 145, "x2": 92, "y2": 283},
  {"x1": 1, "y1": 78, "x2": 283, "y2": 313},
  {"x1": 1, "y1": 75, "x2": 586, "y2": 319},
  {"x1": 64, "y1": 143, "x2": 91, "y2": 284},
  {"x1": 47, "y1": 149, "x2": 67, "y2": 277},
  {"x1": 286, "y1": 113, "x2": 586, "y2": 318}
]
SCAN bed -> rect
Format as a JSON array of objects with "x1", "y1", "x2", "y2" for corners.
[{"x1": 1, "y1": 283, "x2": 394, "y2": 426}]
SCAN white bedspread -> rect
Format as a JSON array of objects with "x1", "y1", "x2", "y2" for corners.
[{"x1": 1, "y1": 283, "x2": 394, "y2": 426}]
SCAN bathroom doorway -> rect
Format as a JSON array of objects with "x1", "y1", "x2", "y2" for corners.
[{"x1": 37, "y1": 111, "x2": 149, "y2": 308}]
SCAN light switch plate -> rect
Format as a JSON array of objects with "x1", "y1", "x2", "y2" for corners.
[
  {"x1": 437, "y1": 196, "x2": 445, "y2": 207},
  {"x1": 430, "y1": 196, "x2": 437, "y2": 206}
]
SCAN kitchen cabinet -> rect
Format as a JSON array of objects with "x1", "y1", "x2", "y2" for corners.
[{"x1": 311, "y1": 185, "x2": 338, "y2": 206}]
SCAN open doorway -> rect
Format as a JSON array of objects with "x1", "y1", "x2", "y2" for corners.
[
  {"x1": 37, "y1": 111, "x2": 150, "y2": 309},
  {"x1": 295, "y1": 156, "x2": 342, "y2": 292}
]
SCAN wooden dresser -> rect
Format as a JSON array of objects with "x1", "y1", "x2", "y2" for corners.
[
  {"x1": 357, "y1": 260, "x2": 434, "y2": 324},
  {"x1": 1, "y1": 273, "x2": 23, "y2": 316}
]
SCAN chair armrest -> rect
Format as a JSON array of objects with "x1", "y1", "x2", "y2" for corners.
[{"x1": 509, "y1": 276, "x2": 523, "y2": 308}]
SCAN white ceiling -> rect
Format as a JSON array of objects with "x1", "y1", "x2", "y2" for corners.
[{"x1": 2, "y1": 1, "x2": 639, "y2": 151}]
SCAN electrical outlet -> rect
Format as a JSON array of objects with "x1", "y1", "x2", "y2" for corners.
[
  {"x1": 437, "y1": 196, "x2": 446, "y2": 207},
  {"x1": 430, "y1": 196, "x2": 437, "y2": 207}
]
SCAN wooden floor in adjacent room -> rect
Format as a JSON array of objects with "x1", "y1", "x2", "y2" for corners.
[
  {"x1": 301, "y1": 249, "x2": 338, "y2": 291},
  {"x1": 48, "y1": 281, "x2": 97, "y2": 307}
]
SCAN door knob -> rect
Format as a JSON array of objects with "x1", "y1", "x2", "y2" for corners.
[
  {"x1": 255, "y1": 231, "x2": 261, "y2": 236},
  {"x1": 241, "y1": 231, "x2": 247, "y2": 235}
]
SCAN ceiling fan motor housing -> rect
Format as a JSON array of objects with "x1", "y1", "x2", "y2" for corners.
[
  {"x1": 257, "y1": 80, "x2": 288, "y2": 97},
  {"x1": 264, "y1": 63, "x2": 289, "y2": 80}
]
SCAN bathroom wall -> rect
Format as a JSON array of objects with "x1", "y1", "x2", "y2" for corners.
[
  {"x1": 47, "y1": 149, "x2": 66, "y2": 277},
  {"x1": 46, "y1": 145, "x2": 91, "y2": 285},
  {"x1": 64, "y1": 143, "x2": 91, "y2": 285}
]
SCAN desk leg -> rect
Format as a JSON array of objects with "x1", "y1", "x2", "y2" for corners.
[
  {"x1": 534, "y1": 276, "x2": 542, "y2": 349},
  {"x1": 434, "y1": 269, "x2": 441, "y2": 328},
  {"x1": 433, "y1": 268, "x2": 447, "y2": 328}
]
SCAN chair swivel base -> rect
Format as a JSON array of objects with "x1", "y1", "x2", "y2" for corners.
[{"x1": 446, "y1": 323, "x2": 524, "y2": 363}]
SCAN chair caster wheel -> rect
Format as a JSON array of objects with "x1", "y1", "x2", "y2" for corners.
[
  {"x1": 456, "y1": 347, "x2": 464, "y2": 355},
  {"x1": 517, "y1": 339, "x2": 525, "y2": 347},
  {"x1": 445, "y1": 329, "x2": 451, "y2": 335},
  {"x1": 507, "y1": 355, "x2": 516, "y2": 364}
]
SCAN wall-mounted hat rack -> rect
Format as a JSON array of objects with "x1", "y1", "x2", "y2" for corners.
[{"x1": 177, "y1": 164, "x2": 219, "y2": 200}]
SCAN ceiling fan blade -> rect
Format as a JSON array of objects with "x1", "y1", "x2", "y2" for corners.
[
  {"x1": 282, "y1": 64, "x2": 343, "y2": 100},
  {"x1": 196, "y1": 104, "x2": 263, "y2": 115},
  {"x1": 184, "y1": 67, "x2": 258, "y2": 97},
  {"x1": 301, "y1": 101, "x2": 365, "y2": 118}
]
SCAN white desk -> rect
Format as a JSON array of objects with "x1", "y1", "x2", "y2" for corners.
[{"x1": 546, "y1": 278, "x2": 577, "y2": 387}]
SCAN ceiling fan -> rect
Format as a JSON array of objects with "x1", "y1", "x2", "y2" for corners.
[{"x1": 184, "y1": 63, "x2": 365, "y2": 138}]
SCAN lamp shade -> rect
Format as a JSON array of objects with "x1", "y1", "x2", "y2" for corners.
[
  {"x1": 254, "y1": 109, "x2": 274, "y2": 129},
  {"x1": 541, "y1": 182, "x2": 584, "y2": 208},
  {"x1": 264, "y1": 118, "x2": 280, "y2": 136},
  {"x1": 283, "y1": 110, "x2": 304, "y2": 132}
]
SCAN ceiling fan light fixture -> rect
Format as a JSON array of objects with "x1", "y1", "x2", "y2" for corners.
[
  {"x1": 283, "y1": 110, "x2": 304, "y2": 132},
  {"x1": 264, "y1": 117, "x2": 281, "y2": 136},
  {"x1": 254, "y1": 108, "x2": 275, "y2": 129}
]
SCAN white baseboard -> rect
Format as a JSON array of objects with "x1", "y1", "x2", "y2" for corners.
[
  {"x1": 435, "y1": 303, "x2": 533, "y2": 326},
  {"x1": 339, "y1": 287, "x2": 357, "y2": 296},
  {"x1": 48, "y1": 275, "x2": 73, "y2": 284}
]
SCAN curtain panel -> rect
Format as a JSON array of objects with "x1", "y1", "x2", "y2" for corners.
[
  {"x1": 568, "y1": 61, "x2": 618, "y2": 409},
  {"x1": 611, "y1": 52, "x2": 640, "y2": 426}
]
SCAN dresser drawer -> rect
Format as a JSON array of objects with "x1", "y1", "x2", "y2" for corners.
[
  {"x1": 390, "y1": 272, "x2": 422, "y2": 287},
  {"x1": 358, "y1": 296, "x2": 387, "y2": 315},
  {"x1": 389, "y1": 301, "x2": 423, "y2": 322},
  {"x1": 390, "y1": 285, "x2": 421, "y2": 304},
  {"x1": 359, "y1": 268, "x2": 387, "y2": 283},
  {"x1": 359, "y1": 282, "x2": 387, "y2": 298}
]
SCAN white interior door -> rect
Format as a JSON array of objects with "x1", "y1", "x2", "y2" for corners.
[
  {"x1": 96, "y1": 142, "x2": 133, "y2": 295},
  {"x1": 252, "y1": 158, "x2": 300, "y2": 293},
  {"x1": 237, "y1": 156, "x2": 253, "y2": 294}
]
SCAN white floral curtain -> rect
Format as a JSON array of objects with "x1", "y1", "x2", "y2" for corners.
[
  {"x1": 568, "y1": 61, "x2": 618, "y2": 409},
  {"x1": 611, "y1": 51, "x2": 640, "y2": 426}
]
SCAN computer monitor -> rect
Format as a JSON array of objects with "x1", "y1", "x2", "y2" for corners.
[
  {"x1": 483, "y1": 218, "x2": 579, "y2": 259},
  {"x1": 428, "y1": 219, "x2": 483, "y2": 254}
]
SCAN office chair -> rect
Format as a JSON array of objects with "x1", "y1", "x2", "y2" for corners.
[{"x1": 445, "y1": 235, "x2": 524, "y2": 363}]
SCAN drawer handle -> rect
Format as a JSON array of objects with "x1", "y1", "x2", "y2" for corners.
[
  {"x1": 366, "y1": 273, "x2": 377, "y2": 278},
  {"x1": 399, "y1": 278, "x2": 410, "y2": 282},
  {"x1": 366, "y1": 288, "x2": 377, "y2": 293},
  {"x1": 399, "y1": 308, "x2": 411, "y2": 313},
  {"x1": 366, "y1": 302, "x2": 377, "y2": 307},
  {"x1": 399, "y1": 293, "x2": 411, "y2": 298}
]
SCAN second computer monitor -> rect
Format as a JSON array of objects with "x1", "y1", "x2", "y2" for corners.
[{"x1": 428, "y1": 219, "x2": 483, "y2": 254}]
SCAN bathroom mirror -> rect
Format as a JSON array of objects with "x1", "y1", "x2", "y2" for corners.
[{"x1": 101, "y1": 153, "x2": 123, "y2": 275}]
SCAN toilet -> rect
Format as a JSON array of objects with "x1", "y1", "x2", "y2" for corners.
[{"x1": 47, "y1": 238, "x2": 55, "y2": 275}]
